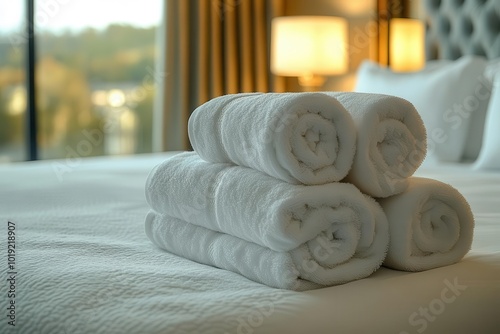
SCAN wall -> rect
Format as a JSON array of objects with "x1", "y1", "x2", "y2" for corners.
[
  {"x1": 408, "y1": 0, "x2": 425, "y2": 19},
  {"x1": 283, "y1": 0, "x2": 377, "y2": 92}
]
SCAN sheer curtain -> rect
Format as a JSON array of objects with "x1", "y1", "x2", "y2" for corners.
[{"x1": 154, "y1": 0, "x2": 285, "y2": 151}]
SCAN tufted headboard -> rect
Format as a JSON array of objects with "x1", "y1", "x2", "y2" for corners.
[{"x1": 425, "y1": 0, "x2": 500, "y2": 60}]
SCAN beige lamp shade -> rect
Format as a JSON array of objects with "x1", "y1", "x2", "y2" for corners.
[
  {"x1": 271, "y1": 16, "x2": 348, "y2": 77},
  {"x1": 389, "y1": 18, "x2": 425, "y2": 72}
]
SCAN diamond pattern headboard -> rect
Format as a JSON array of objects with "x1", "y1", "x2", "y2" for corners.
[{"x1": 425, "y1": 0, "x2": 500, "y2": 60}]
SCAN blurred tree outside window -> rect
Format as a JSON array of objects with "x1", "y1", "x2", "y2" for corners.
[
  {"x1": 0, "y1": 1, "x2": 27, "y2": 162},
  {"x1": 0, "y1": 0, "x2": 162, "y2": 162}
]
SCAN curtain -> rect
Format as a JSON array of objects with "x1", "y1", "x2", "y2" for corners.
[
  {"x1": 154, "y1": 0, "x2": 286, "y2": 151},
  {"x1": 376, "y1": 0, "x2": 412, "y2": 66}
]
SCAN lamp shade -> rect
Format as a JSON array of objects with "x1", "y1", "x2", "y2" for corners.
[
  {"x1": 389, "y1": 18, "x2": 425, "y2": 72},
  {"x1": 271, "y1": 16, "x2": 348, "y2": 77}
]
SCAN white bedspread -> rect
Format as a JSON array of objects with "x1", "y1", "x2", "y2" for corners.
[{"x1": 0, "y1": 153, "x2": 499, "y2": 334}]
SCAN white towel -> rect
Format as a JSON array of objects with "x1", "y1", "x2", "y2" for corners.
[
  {"x1": 145, "y1": 193, "x2": 388, "y2": 290},
  {"x1": 378, "y1": 177, "x2": 474, "y2": 271},
  {"x1": 188, "y1": 92, "x2": 356, "y2": 185},
  {"x1": 145, "y1": 152, "x2": 389, "y2": 289},
  {"x1": 146, "y1": 151, "x2": 388, "y2": 251},
  {"x1": 324, "y1": 92, "x2": 427, "y2": 198},
  {"x1": 145, "y1": 211, "x2": 321, "y2": 290}
]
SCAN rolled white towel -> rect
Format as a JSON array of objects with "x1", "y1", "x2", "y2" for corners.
[
  {"x1": 146, "y1": 151, "x2": 387, "y2": 251},
  {"x1": 378, "y1": 177, "x2": 474, "y2": 271},
  {"x1": 188, "y1": 92, "x2": 356, "y2": 185},
  {"x1": 324, "y1": 92, "x2": 427, "y2": 198},
  {"x1": 145, "y1": 152, "x2": 388, "y2": 289},
  {"x1": 145, "y1": 193, "x2": 388, "y2": 290}
]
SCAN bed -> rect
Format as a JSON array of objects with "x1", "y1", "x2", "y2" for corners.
[
  {"x1": 1, "y1": 153, "x2": 499, "y2": 334},
  {"x1": 2, "y1": 0, "x2": 500, "y2": 333}
]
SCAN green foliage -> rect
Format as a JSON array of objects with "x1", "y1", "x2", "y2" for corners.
[
  {"x1": 0, "y1": 24, "x2": 157, "y2": 160},
  {"x1": 38, "y1": 24, "x2": 157, "y2": 82}
]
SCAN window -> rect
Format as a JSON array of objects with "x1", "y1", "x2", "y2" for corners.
[
  {"x1": 0, "y1": 2, "x2": 27, "y2": 162},
  {"x1": 0, "y1": 0, "x2": 163, "y2": 162}
]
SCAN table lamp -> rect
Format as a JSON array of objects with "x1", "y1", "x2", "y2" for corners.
[{"x1": 271, "y1": 16, "x2": 348, "y2": 91}]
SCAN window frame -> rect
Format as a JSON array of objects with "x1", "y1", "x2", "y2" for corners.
[{"x1": 26, "y1": 0, "x2": 38, "y2": 160}]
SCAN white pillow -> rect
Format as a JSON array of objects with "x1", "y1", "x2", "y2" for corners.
[
  {"x1": 355, "y1": 56, "x2": 488, "y2": 164},
  {"x1": 474, "y1": 60, "x2": 500, "y2": 169}
]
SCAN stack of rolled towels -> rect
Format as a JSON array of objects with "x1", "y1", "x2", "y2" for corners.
[{"x1": 144, "y1": 92, "x2": 474, "y2": 291}]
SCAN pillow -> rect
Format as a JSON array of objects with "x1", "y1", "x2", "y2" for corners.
[
  {"x1": 474, "y1": 60, "x2": 500, "y2": 169},
  {"x1": 355, "y1": 56, "x2": 488, "y2": 165}
]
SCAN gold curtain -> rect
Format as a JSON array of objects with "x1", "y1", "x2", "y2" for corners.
[
  {"x1": 376, "y1": 0, "x2": 412, "y2": 66},
  {"x1": 156, "y1": 0, "x2": 286, "y2": 151}
]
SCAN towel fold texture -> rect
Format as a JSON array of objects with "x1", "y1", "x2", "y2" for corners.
[
  {"x1": 324, "y1": 92, "x2": 427, "y2": 198},
  {"x1": 145, "y1": 152, "x2": 389, "y2": 289},
  {"x1": 378, "y1": 177, "x2": 474, "y2": 271},
  {"x1": 145, "y1": 193, "x2": 388, "y2": 290},
  {"x1": 146, "y1": 151, "x2": 387, "y2": 252},
  {"x1": 188, "y1": 92, "x2": 356, "y2": 185},
  {"x1": 145, "y1": 211, "x2": 318, "y2": 291}
]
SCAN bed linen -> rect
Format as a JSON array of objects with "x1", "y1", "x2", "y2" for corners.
[{"x1": 0, "y1": 152, "x2": 499, "y2": 334}]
